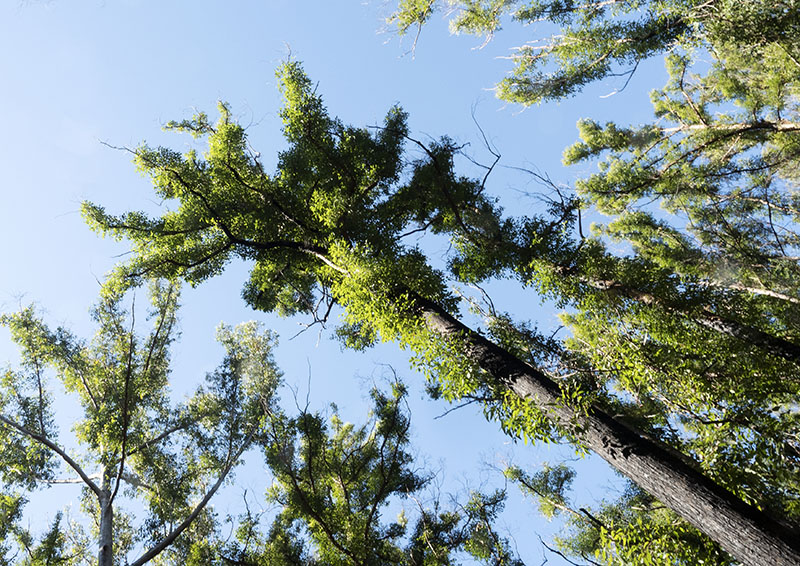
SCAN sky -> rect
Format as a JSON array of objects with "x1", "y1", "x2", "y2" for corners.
[{"x1": 0, "y1": 1, "x2": 668, "y2": 563}]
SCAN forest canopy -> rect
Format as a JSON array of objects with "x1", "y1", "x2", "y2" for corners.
[{"x1": 2, "y1": 1, "x2": 800, "y2": 565}]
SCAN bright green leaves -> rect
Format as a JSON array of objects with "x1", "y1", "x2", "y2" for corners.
[
  {"x1": 497, "y1": 11, "x2": 687, "y2": 104},
  {"x1": 560, "y1": 485, "x2": 733, "y2": 566},
  {"x1": 460, "y1": 490, "x2": 524, "y2": 566},
  {"x1": 84, "y1": 61, "x2": 455, "y2": 325},
  {"x1": 83, "y1": 43, "x2": 800, "y2": 564},
  {"x1": 16, "y1": 513, "x2": 71, "y2": 566},
  {"x1": 392, "y1": 0, "x2": 437, "y2": 35},
  {"x1": 0, "y1": 309, "x2": 61, "y2": 489},
  {"x1": 505, "y1": 463, "x2": 574, "y2": 519},
  {"x1": 545, "y1": 13, "x2": 800, "y2": 533},
  {"x1": 563, "y1": 44, "x2": 800, "y2": 290},
  {"x1": 264, "y1": 385, "x2": 422, "y2": 566},
  {"x1": 389, "y1": 0, "x2": 794, "y2": 113},
  {"x1": 277, "y1": 61, "x2": 330, "y2": 144},
  {"x1": 446, "y1": 0, "x2": 513, "y2": 36},
  {"x1": 214, "y1": 321, "x2": 282, "y2": 413},
  {"x1": 702, "y1": 0, "x2": 800, "y2": 50},
  {"x1": 507, "y1": 467, "x2": 733, "y2": 566},
  {"x1": 183, "y1": 321, "x2": 280, "y2": 473}
]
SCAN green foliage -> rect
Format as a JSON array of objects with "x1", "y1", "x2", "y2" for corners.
[
  {"x1": 223, "y1": 383, "x2": 523, "y2": 566},
  {"x1": 0, "y1": 283, "x2": 279, "y2": 565},
  {"x1": 429, "y1": 2, "x2": 800, "y2": 549},
  {"x1": 390, "y1": 0, "x2": 800, "y2": 108},
  {"x1": 391, "y1": 0, "x2": 698, "y2": 104},
  {"x1": 507, "y1": 467, "x2": 733, "y2": 565},
  {"x1": 262, "y1": 385, "x2": 422, "y2": 566},
  {"x1": 560, "y1": 485, "x2": 733, "y2": 566},
  {"x1": 505, "y1": 464, "x2": 575, "y2": 519},
  {"x1": 551, "y1": 3, "x2": 800, "y2": 529},
  {"x1": 86, "y1": 12, "x2": 800, "y2": 560},
  {"x1": 18, "y1": 513, "x2": 71, "y2": 566},
  {"x1": 1, "y1": 282, "x2": 523, "y2": 565}
]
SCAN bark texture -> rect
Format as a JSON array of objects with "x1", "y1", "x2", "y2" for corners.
[
  {"x1": 412, "y1": 293, "x2": 800, "y2": 566},
  {"x1": 97, "y1": 489, "x2": 113, "y2": 566}
]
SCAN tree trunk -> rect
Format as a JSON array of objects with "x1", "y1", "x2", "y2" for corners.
[
  {"x1": 411, "y1": 292, "x2": 800, "y2": 566},
  {"x1": 97, "y1": 488, "x2": 113, "y2": 566}
]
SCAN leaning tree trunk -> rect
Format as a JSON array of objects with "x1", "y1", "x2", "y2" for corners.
[{"x1": 410, "y1": 292, "x2": 800, "y2": 566}]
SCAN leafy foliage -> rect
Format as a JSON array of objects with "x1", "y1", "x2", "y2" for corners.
[
  {"x1": 0, "y1": 283, "x2": 279, "y2": 565},
  {"x1": 391, "y1": 0, "x2": 800, "y2": 105},
  {"x1": 507, "y1": 465, "x2": 733, "y2": 565},
  {"x1": 84, "y1": 4, "x2": 800, "y2": 558},
  {"x1": 226, "y1": 384, "x2": 523, "y2": 566}
]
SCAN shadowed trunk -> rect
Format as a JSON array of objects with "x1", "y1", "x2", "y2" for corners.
[{"x1": 410, "y1": 291, "x2": 800, "y2": 566}]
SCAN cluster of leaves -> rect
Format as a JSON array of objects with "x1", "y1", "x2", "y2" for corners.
[{"x1": 218, "y1": 384, "x2": 524, "y2": 566}]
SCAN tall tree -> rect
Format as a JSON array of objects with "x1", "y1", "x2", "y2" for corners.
[
  {"x1": 83, "y1": 61, "x2": 800, "y2": 565},
  {"x1": 390, "y1": 0, "x2": 800, "y2": 561},
  {"x1": 0, "y1": 282, "x2": 279, "y2": 566}
]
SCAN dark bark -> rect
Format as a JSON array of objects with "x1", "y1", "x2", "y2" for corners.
[{"x1": 410, "y1": 292, "x2": 800, "y2": 566}]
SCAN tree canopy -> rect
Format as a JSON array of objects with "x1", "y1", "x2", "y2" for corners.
[
  {"x1": 0, "y1": 282, "x2": 281, "y2": 565},
  {"x1": 82, "y1": 24, "x2": 800, "y2": 563},
  {"x1": 0, "y1": 1, "x2": 784, "y2": 565}
]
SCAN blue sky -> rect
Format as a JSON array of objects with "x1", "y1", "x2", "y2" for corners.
[{"x1": 0, "y1": 1, "x2": 668, "y2": 563}]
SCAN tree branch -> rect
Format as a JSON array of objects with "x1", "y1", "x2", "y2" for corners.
[
  {"x1": 129, "y1": 430, "x2": 254, "y2": 566},
  {"x1": 110, "y1": 297, "x2": 137, "y2": 507},
  {"x1": 0, "y1": 413, "x2": 101, "y2": 497}
]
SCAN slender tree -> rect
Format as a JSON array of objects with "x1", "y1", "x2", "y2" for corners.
[
  {"x1": 83, "y1": 61, "x2": 800, "y2": 565},
  {"x1": 0, "y1": 282, "x2": 280, "y2": 566}
]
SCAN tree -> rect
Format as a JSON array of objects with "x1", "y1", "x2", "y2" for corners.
[
  {"x1": 1, "y1": 282, "x2": 524, "y2": 566},
  {"x1": 82, "y1": 59, "x2": 800, "y2": 565},
  {"x1": 391, "y1": 0, "x2": 800, "y2": 561},
  {"x1": 220, "y1": 383, "x2": 525, "y2": 566},
  {"x1": 0, "y1": 282, "x2": 279, "y2": 565}
]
